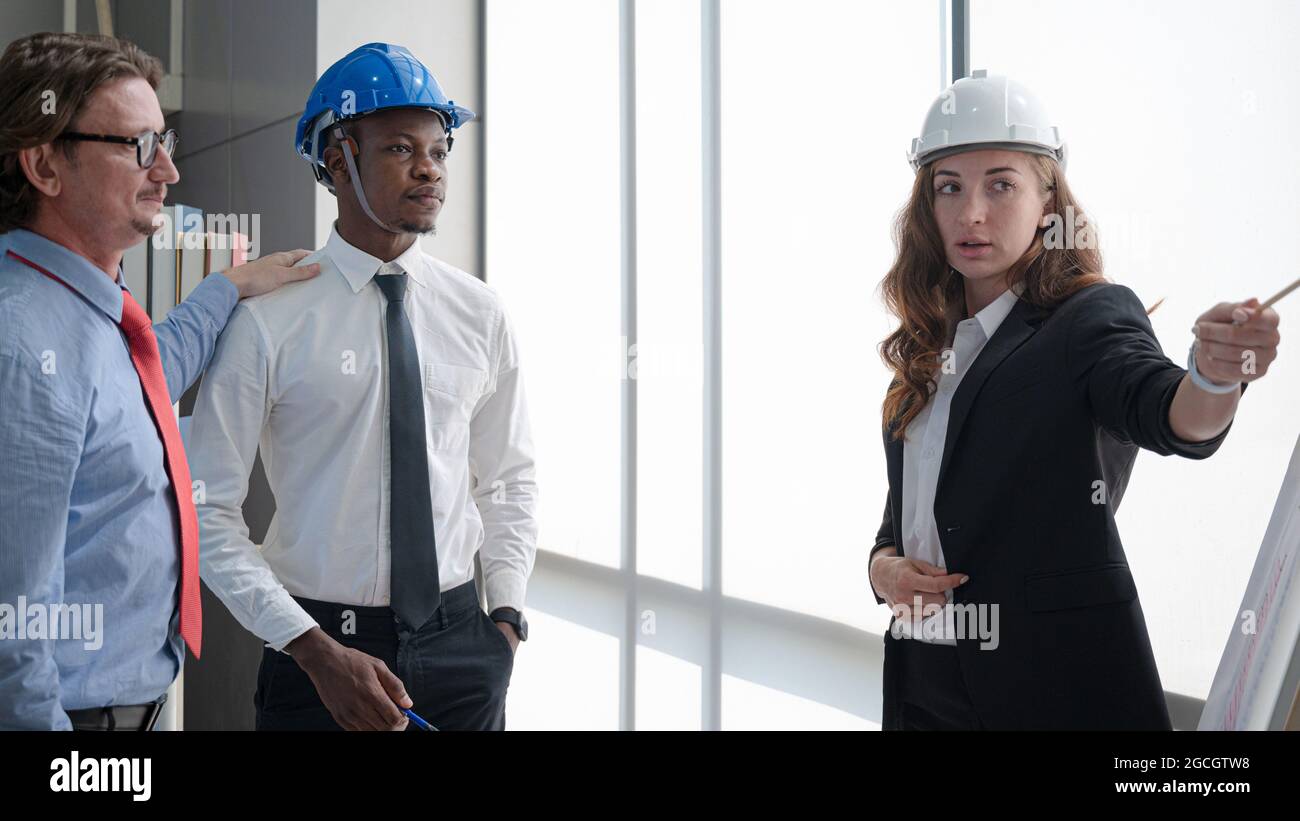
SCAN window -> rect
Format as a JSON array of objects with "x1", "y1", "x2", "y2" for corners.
[
  {"x1": 971, "y1": 0, "x2": 1300, "y2": 706},
  {"x1": 487, "y1": 0, "x2": 945, "y2": 730}
]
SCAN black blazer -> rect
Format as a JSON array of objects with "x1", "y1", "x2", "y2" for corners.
[{"x1": 870, "y1": 282, "x2": 1246, "y2": 730}]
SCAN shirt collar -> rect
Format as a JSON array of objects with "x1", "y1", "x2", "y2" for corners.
[
  {"x1": 970, "y1": 280, "x2": 1024, "y2": 339},
  {"x1": 3, "y1": 228, "x2": 127, "y2": 322},
  {"x1": 324, "y1": 224, "x2": 430, "y2": 294}
]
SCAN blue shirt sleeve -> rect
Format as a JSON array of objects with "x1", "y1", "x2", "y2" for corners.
[
  {"x1": 0, "y1": 348, "x2": 85, "y2": 730},
  {"x1": 152, "y1": 272, "x2": 239, "y2": 401}
]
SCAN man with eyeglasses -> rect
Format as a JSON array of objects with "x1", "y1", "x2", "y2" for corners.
[
  {"x1": 0, "y1": 32, "x2": 320, "y2": 730},
  {"x1": 59, "y1": 127, "x2": 179, "y2": 175}
]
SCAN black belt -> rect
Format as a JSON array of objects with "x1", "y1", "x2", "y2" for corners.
[{"x1": 66, "y1": 694, "x2": 167, "y2": 731}]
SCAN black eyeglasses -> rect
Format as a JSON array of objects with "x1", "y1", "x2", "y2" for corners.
[{"x1": 59, "y1": 128, "x2": 179, "y2": 169}]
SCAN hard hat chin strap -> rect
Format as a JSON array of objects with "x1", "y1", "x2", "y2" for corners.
[{"x1": 332, "y1": 126, "x2": 401, "y2": 235}]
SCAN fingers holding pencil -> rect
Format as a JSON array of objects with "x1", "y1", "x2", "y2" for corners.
[
  {"x1": 1193, "y1": 298, "x2": 1280, "y2": 384},
  {"x1": 1231, "y1": 276, "x2": 1297, "y2": 326}
]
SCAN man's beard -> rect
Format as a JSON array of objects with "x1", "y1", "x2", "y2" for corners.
[
  {"x1": 134, "y1": 189, "x2": 167, "y2": 237},
  {"x1": 397, "y1": 221, "x2": 437, "y2": 236}
]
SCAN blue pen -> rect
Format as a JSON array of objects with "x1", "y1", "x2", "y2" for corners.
[{"x1": 401, "y1": 707, "x2": 437, "y2": 731}]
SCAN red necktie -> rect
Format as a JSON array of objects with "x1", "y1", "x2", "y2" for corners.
[
  {"x1": 7, "y1": 249, "x2": 203, "y2": 658},
  {"x1": 118, "y1": 291, "x2": 202, "y2": 659}
]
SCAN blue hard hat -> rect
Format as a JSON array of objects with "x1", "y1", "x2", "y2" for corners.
[{"x1": 294, "y1": 42, "x2": 476, "y2": 189}]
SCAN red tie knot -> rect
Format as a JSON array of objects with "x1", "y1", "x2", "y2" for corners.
[{"x1": 119, "y1": 290, "x2": 153, "y2": 336}]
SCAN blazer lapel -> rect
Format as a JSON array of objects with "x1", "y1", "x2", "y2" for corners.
[{"x1": 935, "y1": 295, "x2": 1049, "y2": 496}]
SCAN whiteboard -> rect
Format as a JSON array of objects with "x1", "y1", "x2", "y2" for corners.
[{"x1": 1199, "y1": 432, "x2": 1300, "y2": 730}]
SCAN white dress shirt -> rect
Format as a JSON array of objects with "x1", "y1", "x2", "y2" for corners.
[
  {"x1": 897, "y1": 282, "x2": 1022, "y2": 645},
  {"x1": 189, "y1": 226, "x2": 538, "y2": 651}
]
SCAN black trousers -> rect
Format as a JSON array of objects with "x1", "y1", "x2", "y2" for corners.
[
  {"x1": 254, "y1": 579, "x2": 514, "y2": 731},
  {"x1": 882, "y1": 631, "x2": 983, "y2": 731}
]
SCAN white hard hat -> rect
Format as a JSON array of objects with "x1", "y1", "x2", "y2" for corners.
[{"x1": 907, "y1": 69, "x2": 1066, "y2": 173}]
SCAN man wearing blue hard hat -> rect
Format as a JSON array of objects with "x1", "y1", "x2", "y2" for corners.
[{"x1": 187, "y1": 43, "x2": 537, "y2": 731}]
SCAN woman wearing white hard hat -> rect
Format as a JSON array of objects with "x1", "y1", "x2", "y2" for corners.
[{"x1": 866, "y1": 71, "x2": 1281, "y2": 729}]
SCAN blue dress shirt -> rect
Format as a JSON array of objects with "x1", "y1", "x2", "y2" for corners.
[{"x1": 0, "y1": 228, "x2": 238, "y2": 729}]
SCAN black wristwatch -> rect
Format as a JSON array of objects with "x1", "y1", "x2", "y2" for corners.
[{"x1": 490, "y1": 607, "x2": 528, "y2": 642}]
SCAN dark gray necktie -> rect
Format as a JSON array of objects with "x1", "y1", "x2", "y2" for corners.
[{"x1": 374, "y1": 268, "x2": 440, "y2": 629}]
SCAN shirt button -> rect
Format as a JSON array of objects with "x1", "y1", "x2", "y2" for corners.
[{"x1": 924, "y1": 447, "x2": 936, "y2": 459}]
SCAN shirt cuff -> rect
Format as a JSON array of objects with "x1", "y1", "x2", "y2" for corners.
[
  {"x1": 485, "y1": 570, "x2": 528, "y2": 614},
  {"x1": 258, "y1": 597, "x2": 321, "y2": 653}
]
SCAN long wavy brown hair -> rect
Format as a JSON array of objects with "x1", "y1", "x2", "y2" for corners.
[{"x1": 878, "y1": 152, "x2": 1106, "y2": 440}]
